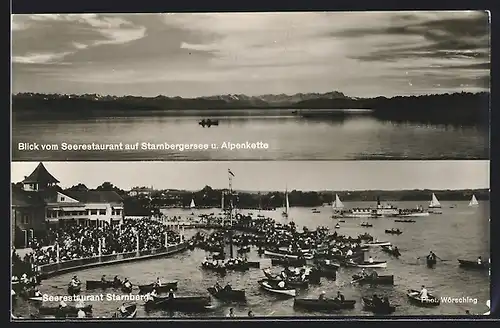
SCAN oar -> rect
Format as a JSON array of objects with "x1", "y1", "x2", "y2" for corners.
[{"x1": 350, "y1": 277, "x2": 365, "y2": 284}]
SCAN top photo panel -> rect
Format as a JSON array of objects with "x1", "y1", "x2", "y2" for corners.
[{"x1": 11, "y1": 11, "x2": 490, "y2": 161}]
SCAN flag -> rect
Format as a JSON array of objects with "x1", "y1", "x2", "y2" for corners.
[{"x1": 228, "y1": 169, "x2": 235, "y2": 177}]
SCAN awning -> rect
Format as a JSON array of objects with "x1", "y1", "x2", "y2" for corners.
[
  {"x1": 112, "y1": 206, "x2": 124, "y2": 210},
  {"x1": 60, "y1": 207, "x2": 87, "y2": 211}
]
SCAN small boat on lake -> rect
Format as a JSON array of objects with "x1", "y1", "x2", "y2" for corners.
[
  {"x1": 138, "y1": 281, "x2": 178, "y2": 294},
  {"x1": 385, "y1": 229, "x2": 402, "y2": 235},
  {"x1": 362, "y1": 297, "x2": 396, "y2": 314},
  {"x1": 361, "y1": 223, "x2": 373, "y2": 227},
  {"x1": 112, "y1": 304, "x2": 137, "y2": 318},
  {"x1": 39, "y1": 305, "x2": 92, "y2": 316},
  {"x1": 361, "y1": 241, "x2": 391, "y2": 247},
  {"x1": 407, "y1": 289, "x2": 440, "y2": 307},
  {"x1": 86, "y1": 279, "x2": 122, "y2": 290},
  {"x1": 458, "y1": 259, "x2": 489, "y2": 270},
  {"x1": 352, "y1": 274, "x2": 394, "y2": 285},
  {"x1": 144, "y1": 295, "x2": 211, "y2": 311},
  {"x1": 381, "y1": 246, "x2": 401, "y2": 258},
  {"x1": 199, "y1": 119, "x2": 219, "y2": 127},
  {"x1": 394, "y1": 219, "x2": 415, "y2": 223},
  {"x1": 207, "y1": 286, "x2": 246, "y2": 302},
  {"x1": 258, "y1": 279, "x2": 296, "y2": 297},
  {"x1": 351, "y1": 260, "x2": 387, "y2": 268}
]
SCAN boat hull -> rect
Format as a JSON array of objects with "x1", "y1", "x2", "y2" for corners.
[
  {"x1": 145, "y1": 296, "x2": 211, "y2": 311},
  {"x1": 352, "y1": 275, "x2": 394, "y2": 285},
  {"x1": 397, "y1": 212, "x2": 429, "y2": 217},
  {"x1": 355, "y1": 261, "x2": 387, "y2": 268},
  {"x1": 407, "y1": 290, "x2": 440, "y2": 307},
  {"x1": 258, "y1": 279, "x2": 296, "y2": 297},
  {"x1": 39, "y1": 305, "x2": 92, "y2": 316},
  {"x1": 138, "y1": 281, "x2": 178, "y2": 294},
  {"x1": 361, "y1": 242, "x2": 391, "y2": 247},
  {"x1": 384, "y1": 230, "x2": 402, "y2": 235},
  {"x1": 381, "y1": 246, "x2": 401, "y2": 258},
  {"x1": 114, "y1": 304, "x2": 137, "y2": 318},
  {"x1": 362, "y1": 297, "x2": 396, "y2": 314},
  {"x1": 294, "y1": 298, "x2": 356, "y2": 311},
  {"x1": 207, "y1": 287, "x2": 246, "y2": 302},
  {"x1": 86, "y1": 280, "x2": 122, "y2": 290},
  {"x1": 458, "y1": 259, "x2": 489, "y2": 270}
]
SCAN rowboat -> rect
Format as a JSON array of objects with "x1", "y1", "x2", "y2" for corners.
[
  {"x1": 458, "y1": 259, "x2": 489, "y2": 270},
  {"x1": 138, "y1": 281, "x2": 178, "y2": 294},
  {"x1": 86, "y1": 280, "x2": 122, "y2": 290},
  {"x1": 271, "y1": 258, "x2": 307, "y2": 267},
  {"x1": 426, "y1": 257, "x2": 437, "y2": 268},
  {"x1": 39, "y1": 305, "x2": 93, "y2": 316},
  {"x1": 394, "y1": 219, "x2": 415, "y2": 223},
  {"x1": 113, "y1": 304, "x2": 137, "y2": 318},
  {"x1": 122, "y1": 285, "x2": 133, "y2": 293},
  {"x1": 360, "y1": 241, "x2": 391, "y2": 247},
  {"x1": 381, "y1": 246, "x2": 401, "y2": 258},
  {"x1": 361, "y1": 223, "x2": 373, "y2": 227},
  {"x1": 362, "y1": 297, "x2": 396, "y2": 314},
  {"x1": 258, "y1": 279, "x2": 296, "y2": 297},
  {"x1": 144, "y1": 295, "x2": 211, "y2": 311},
  {"x1": 201, "y1": 262, "x2": 227, "y2": 274},
  {"x1": 207, "y1": 287, "x2": 246, "y2": 302},
  {"x1": 385, "y1": 229, "x2": 402, "y2": 235},
  {"x1": 264, "y1": 250, "x2": 313, "y2": 260},
  {"x1": 352, "y1": 274, "x2": 394, "y2": 285},
  {"x1": 294, "y1": 298, "x2": 356, "y2": 311},
  {"x1": 356, "y1": 261, "x2": 387, "y2": 268},
  {"x1": 407, "y1": 289, "x2": 440, "y2": 307}
]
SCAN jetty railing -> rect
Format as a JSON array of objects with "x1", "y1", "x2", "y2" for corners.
[{"x1": 37, "y1": 242, "x2": 187, "y2": 278}]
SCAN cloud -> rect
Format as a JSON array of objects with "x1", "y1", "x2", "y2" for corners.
[
  {"x1": 11, "y1": 14, "x2": 146, "y2": 64},
  {"x1": 11, "y1": 12, "x2": 491, "y2": 97}
]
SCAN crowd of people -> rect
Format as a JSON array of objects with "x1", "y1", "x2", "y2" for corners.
[{"x1": 12, "y1": 218, "x2": 182, "y2": 271}]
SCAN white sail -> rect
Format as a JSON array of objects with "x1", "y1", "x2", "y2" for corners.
[
  {"x1": 469, "y1": 195, "x2": 479, "y2": 206},
  {"x1": 221, "y1": 192, "x2": 224, "y2": 210},
  {"x1": 332, "y1": 194, "x2": 344, "y2": 209},
  {"x1": 429, "y1": 193, "x2": 441, "y2": 208},
  {"x1": 286, "y1": 192, "x2": 290, "y2": 213},
  {"x1": 190, "y1": 198, "x2": 196, "y2": 209},
  {"x1": 282, "y1": 190, "x2": 289, "y2": 217}
]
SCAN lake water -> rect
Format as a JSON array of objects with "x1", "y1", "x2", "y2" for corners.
[
  {"x1": 12, "y1": 113, "x2": 489, "y2": 161},
  {"x1": 13, "y1": 201, "x2": 490, "y2": 318}
]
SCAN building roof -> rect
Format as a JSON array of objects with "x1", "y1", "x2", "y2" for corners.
[
  {"x1": 12, "y1": 188, "x2": 46, "y2": 207},
  {"x1": 62, "y1": 190, "x2": 124, "y2": 203},
  {"x1": 22, "y1": 163, "x2": 60, "y2": 184}
]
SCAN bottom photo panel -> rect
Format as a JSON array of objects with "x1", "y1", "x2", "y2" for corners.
[{"x1": 11, "y1": 160, "x2": 490, "y2": 319}]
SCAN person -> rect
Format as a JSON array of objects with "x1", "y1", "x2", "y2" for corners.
[
  {"x1": 277, "y1": 280, "x2": 285, "y2": 288},
  {"x1": 428, "y1": 251, "x2": 436, "y2": 260},
  {"x1": 224, "y1": 283, "x2": 232, "y2": 291},
  {"x1": 248, "y1": 310, "x2": 254, "y2": 317},
  {"x1": 361, "y1": 268, "x2": 367, "y2": 277},
  {"x1": 12, "y1": 275, "x2": 19, "y2": 283},
  {"x1": 123, "y1": 278, "x2": 132, "y2": 289},
  {"x1": 465, "y1": 310, "x2": 471, "y2": 315},
  {"x1": 33, "y1": 288, "x2": 42, "y2": 297},
  {"x1": 419, "y1": 285, "x2": 428, "y2": 301},
  {"x1": 371, "y1": 270, "x2": 378, "y2": 279},
  {"x1": 21, "y1": 273, "x2": 29, "y2": 284},
  {"x1": 167, "y1": 289, "x2": 175, "y2": 299},
  {"x1": 113, "y1": 276, "x2": 120, "y2": 285},
  {"x1": 319, "y1": 291, "x2": 326, "y2": 300},
  {"x1": 227, "y1": 308, "x2": 235, "y2": 317},
  {"x1": 155, "y1": 277, "x2": 162, "y2": 287},
  {"x1": 394, "y1": 246, "x2": 400, "y2": 255},
  {"x1": 368, "y1": 256, "x2": 374, "y2": 264},
  {"x1": 150, "y1": 288, "x2": 158, "y2": 298},
  {"x1": 382, "y1": 296, "x2": 390, "y2": 308},
  {"x1": 214, "y1": 282, "x2": 222, "y2": 292},
  {"x1": 280, "y1": 271, "x2": 287, "y2": 280},
  {"x1": 119, "y1": 303, "x2": 128, "y2": 316},
  {"x1": 477, "y1": 256, "x2": 482, "y2": 265},
  {"x1": 301, "y1": 272, "x2": 307, "y2": 281},
  {"x1": 70, "y1": 276, "x2": 80, "y2": 287},
  {"x1": 346, "y1": 248, "x2": 353, "y2": 257},
  {"x1": 77, "y1": 308, "x2": 86, "y2": 318},
  {"x1": 101, "y1": 275, "x2": 107, "y2": 283},
  {"x1": 335, "y1": 291, "x2": 345, "y2": 301}
]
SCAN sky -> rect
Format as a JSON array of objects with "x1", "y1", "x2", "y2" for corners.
[
  {"x1": 11, "y1": 11, "x2": 490, "y2": 98},
  {"x1": 11, "y1": 161, "x2": 490, "y2": 191}
]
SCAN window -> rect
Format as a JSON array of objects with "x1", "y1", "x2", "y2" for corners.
[
  {"x1": 99, "y1": 209, "x2": 106, "y2": 215},
  {"x1": 60, "y1": 197, "x2": 65, "y2": 201},
  {"x1": 22, "y1": 214, "x2": 30, "y2": 225},
  {"x1": 90, "y1": 210, "x2": 98, "y2": 215}
]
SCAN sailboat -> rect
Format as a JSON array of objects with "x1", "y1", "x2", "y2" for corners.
[
  {"x1": 221, "y1": 192, "x2": 225, "y2": 211},
  {"x1": 282, "y1": 190, "x2": 289, "y2": 218},
  {"x1": 429, "y1": 193, "x2": 441, "y2": 208},
  {"x1": 469, "y1": 195, "x2": 479, "y2": 207},
  {"x1": 332, "y1": 194, "x2": 344, "y2": 209}
]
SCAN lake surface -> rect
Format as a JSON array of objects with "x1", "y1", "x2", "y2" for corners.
[
  {"x1": 12, "y1": 113, "x2": 489, "y2": 161},
  {"x1": 13, "y1": 201, "x2": 490, "y2": 318}
]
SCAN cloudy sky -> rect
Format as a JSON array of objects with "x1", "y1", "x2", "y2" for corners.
[
  {"x1": 12, "y1": 11, "x2": 490, "y2": 98},
  {"x1": 11, "y1": 161, "x2": 489, "y2": 191}
]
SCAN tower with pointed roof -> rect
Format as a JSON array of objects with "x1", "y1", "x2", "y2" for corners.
[{"x1": 22, "y1": 162, "x2": 59, "y2": 192}]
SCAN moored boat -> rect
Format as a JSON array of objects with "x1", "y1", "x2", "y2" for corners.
[
  {"x1": 362, "y1": 297, "x2": 396, "y2": 314},
  {"x1": 86, "y1": 280, "x2": 122, "y2": 290},
  {"x1": 67, "y1": 285, "x2": 81, "y2": 296},
  {"x1": 352, "y1": 274, "x2": 394, "y2": 285},
  {"x1": 361, "y1": 241, "x2": 391, "y2": 247},
  {"x1": 39, "y1": 305, "x2": 93, "y2": 316},
  {"x1": 258, "y1": 279, "x2": 296, "y2": 297},
  {"x1": 294, "y1": 298, "x2": 356, "y2": 311},
  {"x1": 426, "y1": 257, "x2": 437, "y2": 268},
  {"x1": 458, "y1": 259, "x2": 489, "y2": 270},
  {"x1": 407, "y1": 289, "x2": 440, "y2": 307},
  {"x1": 144, "y1": 295, "x2": 211, "y2": 311},
  {"x1": 138, "y1": 281, "x2": 178, "y2": 294},
  {"x1": 113, "y1": 304, "x2": 137, "y2": 318},
  {"x1": 381, "y1": 246, "x2": 401, "y2": 258},
  {"x1": 352, "y1": 261, "x2": 387, "y2": 268},
  {"x1": 207, "y1": 287, "x2": 246, "y2": 302},
  {"x1": 429, "y1": 193, "x2": 441, "y2": 208},
  {"x1": 385, "y1": 229, "x2": 402, "y2": 235}
]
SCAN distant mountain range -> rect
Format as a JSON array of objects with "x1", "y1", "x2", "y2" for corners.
[{"x1": 12, "y1": 91, "x2": 490, "y2": 126}]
